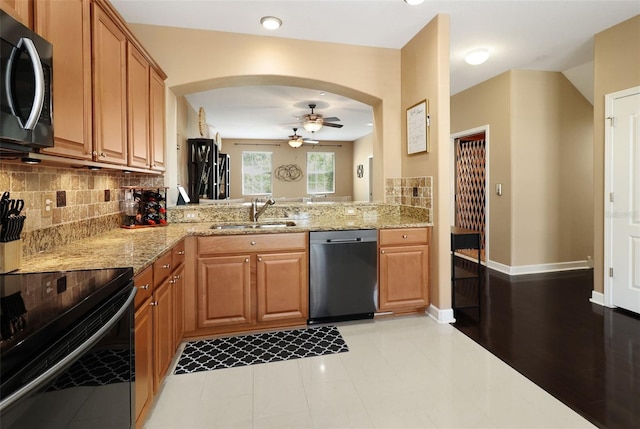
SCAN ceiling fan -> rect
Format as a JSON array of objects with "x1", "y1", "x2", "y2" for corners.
[
  {"x1": 301, "y1": 103, "x2": 343, "y2": 133},
  {"x1": 287, "y1": 128, "x2": 318, "y2": 148}
]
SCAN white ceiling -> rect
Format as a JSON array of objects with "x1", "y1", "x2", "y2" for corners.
[{"x1": 111, "y1": 0, "x2": 639, "y2": 142}]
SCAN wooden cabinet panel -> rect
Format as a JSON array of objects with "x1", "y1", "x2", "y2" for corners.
[
  {"x1": 0, "y1": 0, "x2": 31, "y2": 27},
  {"x1": 134, "y1": 297, "x2": 153, "y2": 429},
  {"x1": 256, "y1": 252, "x2": 308, "y2": 323},
  {"x1": 171, "y1": 239, "x2": 185, "y2": 269},
  {"x1": 153, "y1": 278, "x2": 173, "y2": 390},
  {"x1": 35, "y1": 0, "x2": 92, "y2": 160},
  {"x1": 173, "y1": 264, "x2": 185, "y2": 350},
  {"x1": 127, "y1": 43, "x2": 150, "y2": 168},
  {"x1": 149, "y1": 68, "x2": 166, "y2": 172},
  {"x1": 198, "y1": 233, "x2": 307, "y2": 255},
  {"x1": 134, "y1": 265, "x2": 153, "y2": 309},
  {"x1": 379, "y1": 244, "x2": 429, "y2": 311},
  {"x1": 92, "y1": 3, "x2": 127, "y2": 165},
  {"x1": 379, "y1": 227, "x2": 430, "y2": 246},
  {"x1": 153, "y1": 250, "x2": 172, "y2": 288},
  {"x1": 197, "y1": 255, "x2": 252, "y2": 329}
]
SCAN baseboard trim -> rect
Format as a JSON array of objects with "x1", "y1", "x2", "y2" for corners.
[
  {"x1": 487, "y1": 259, "x2": 591, "y2": 276},
  {"x1": 590, "y1": 290, "x2": 605, "y2": 306},
  {"x1": 426, "y1": 304, "x2": 455, "y2": 324}
]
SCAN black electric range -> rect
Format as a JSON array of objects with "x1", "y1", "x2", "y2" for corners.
[{"x1": 0, "y1": 267, "x2": 136, "y2": 428}]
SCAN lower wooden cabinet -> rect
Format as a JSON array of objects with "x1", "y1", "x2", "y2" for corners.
[
  {"x1": 378, "y1": 227, "x2": 430, "y2": 313},
  {"x1": 196, "y1": 233, "x2": 308, "y2": 335},
  {"x1": 133, "y1": 240, "x2": 186, "y2": 429}
]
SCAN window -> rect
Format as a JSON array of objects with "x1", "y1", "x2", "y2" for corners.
[
  {"x1": 242, "y1": 151, "x2": 272, "y2": 195},
  {"x1": 307, "y1": 152, "x2": 335, "y2": 194}
]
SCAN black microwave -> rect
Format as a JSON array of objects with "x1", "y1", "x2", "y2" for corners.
[{"x1": 0, "y1": 10, "x2": 53, "y2": 155}]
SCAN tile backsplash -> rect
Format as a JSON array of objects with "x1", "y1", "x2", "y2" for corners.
[{"x1": 1, "y1": 162, "x2": 164, "y2": 256}]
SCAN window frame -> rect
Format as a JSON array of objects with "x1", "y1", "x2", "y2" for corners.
[{"x1": 306, "y1": 152, "x2": 335, "y2": 194}]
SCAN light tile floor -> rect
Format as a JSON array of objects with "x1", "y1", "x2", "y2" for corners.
[{"x1": 144, "y1": 316, "x2": 596, "y2": 429}]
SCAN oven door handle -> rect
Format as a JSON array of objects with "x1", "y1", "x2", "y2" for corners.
[
  {"x1": 0, "y1": 287, "x2": 137, "y2": 413},
  {"x1": 5, "y1": 37, "x2": 46, "y2": 130}
]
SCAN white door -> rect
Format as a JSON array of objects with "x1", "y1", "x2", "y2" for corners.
[{"x1": 606, "y1": 88, "x2": 640, "y2": 314}]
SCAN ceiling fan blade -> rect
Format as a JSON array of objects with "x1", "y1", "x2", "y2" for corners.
[
  {"x1": 322, "y1": 117, "x2": 340, "y2": 122},
  {"x1": 323, "y1": 122, "x2": 344, "y2": 128},
  {"x1": 303, "y1": 139, "x2": 319, "y2": 144}
]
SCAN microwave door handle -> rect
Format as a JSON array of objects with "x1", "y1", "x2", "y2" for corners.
[
  {"x1": 0, "y1": 288, "x2": 137, "y2": 413},
  {"x1": 18, "y1": 38, "x2": 45, "y2": 130}
]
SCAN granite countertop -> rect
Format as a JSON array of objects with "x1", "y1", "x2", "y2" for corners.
[{"x1": 20, "y1": 215, "x2": 430, "y2": 275}]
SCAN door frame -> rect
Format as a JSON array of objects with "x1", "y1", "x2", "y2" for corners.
[
  {"x1": 603, "y1": 86, "x2": 640, "y2": 308},
  {"x1": 450, "y1": 125, "x2": 490, "y2": 264}
]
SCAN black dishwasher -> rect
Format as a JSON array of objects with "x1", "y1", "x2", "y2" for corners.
[{"x1": 308, "y1": 229, "x2": 377, "y2": 324}]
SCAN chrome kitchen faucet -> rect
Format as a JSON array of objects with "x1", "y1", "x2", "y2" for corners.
[{"x1": 250, "y1": 197, "x2": 275, "y2": 222}]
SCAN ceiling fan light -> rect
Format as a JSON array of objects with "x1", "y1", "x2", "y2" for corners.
[
  {"x1": 288, "y1": 139, "x2": 303, "y2": 148},
  {"x1": 303, "y1": 120, "x2": 322, "y2": 133},
  {"x1": 465, "y1": 49, "x2": 490, "y2": 65},
  {"x1": 260, "y1": 16, "x2": 282, "y2": 30}
]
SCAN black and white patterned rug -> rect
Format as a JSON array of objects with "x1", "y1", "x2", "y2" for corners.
[{"x1": 174, "y1": 325, "x2": 348, "y2": 375}]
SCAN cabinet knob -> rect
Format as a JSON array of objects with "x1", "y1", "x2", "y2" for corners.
[
  {"x1": 169, "y1": 279, "x2": 176, "y2": 284},
  {"x1": 150, "y1": 301, "x2": 158, "y2": 306},
  {"x1": 174, "y1": 274, "x2": 181, "y2": 280},
  {"x1": 402, "y1": 234, "x2": 407, "y2": 239},
  {"x1": 138, "y1": 283, "x2": 149, "y2": 290},
  {"x1": 163, "y1": 263, "x2": 171, "y2": 269},
  {"x1": 381, "y1": 250, "x2": 385, "y2": 254},
  {"x1": 250, "y1": 241, "x2": 256, "y2": 246},
  {"x1": 177, "y1": 251, "x2": 185, "y2": 255},
  {"x1": 245, "y1": 258, "x2": 249, "y2": 263},
  {"x1": 258, "y1": 257, "x2": 262, "y2": 262}
]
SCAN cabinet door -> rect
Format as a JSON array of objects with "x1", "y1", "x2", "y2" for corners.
[
  {"x1": 172, "y1": 265, "x2": 185, "y2": 350},
  {"x1": 127, "y1": 43, "x2": 150, "y2": 168},
  {"x1": 153, "y1": 278, "x2": 174, "y2": 390},
  {"x1": 149, "y1": 68, "x2": 165, "y2": 172},
  {"x1": 134, "y1": 298, "x2": 154, "y2": 428},
  {"x1": 379, "y1": 245, "x2": 429, "y2": 311},
  {"x1": 256, "y1": 252, "x2": 308, "y2": 323},
  {"x1": 92, "y1": 3, "x2": 127, "y2": 165},
  {"x1": 133, "y1": 265, "x2": 153, "y2": 310},
  {"x1": 35, "y1": 0, "x2": 93, "y2": 160},
  {"x1": 197, "y1": 255, "x2": 251, "y2": 329},
  {"x1": 0, "y1": 0, "x2": 31, "y2": 27}
]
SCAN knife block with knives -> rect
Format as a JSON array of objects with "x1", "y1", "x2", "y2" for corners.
[{"x1": 0, "y1": 192, "x2": 25, "y2": 273}]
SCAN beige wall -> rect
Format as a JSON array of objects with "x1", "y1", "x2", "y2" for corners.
[
  {"x1": 593, "y1": 15, "x2": 640, "y2": 293},
  {"x1": 353, "y1": 133, "x2": 374, "y2": 202},
  {"x1": 451, "y1": 70, "x2": 593, "y2": 269},
  {"x1": 401, "y1": 14, "x2": 451, "y2": 309},
  {"x1": 128, "y1": 24, "x2": 402, "y2": 204},
  {"x1": 451, "y1": 72, "x2": 512, "y2": 265},
  {"x1": 219, "y1": 139, "x2": 353, "y2": 199}
]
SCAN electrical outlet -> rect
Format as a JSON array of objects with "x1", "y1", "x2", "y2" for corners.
[
  {"x1": 183, "y1": 211, "x2": 199, "y2": 220},
  {"x1": 345, "y1": 208, "x2": 356, "y2": 216},
  {"x1": 56, "y1": 190, "x2": 66, "y2": 207},
  {"x1": 104, "y1": 189, "x2": 110, "y2": 202},
  {"x1": 412, "y1": 187, "x2": 418, "y2": 197},
  {"x1": 42, "y1": 194, "x2": 54, "y2": 217}
]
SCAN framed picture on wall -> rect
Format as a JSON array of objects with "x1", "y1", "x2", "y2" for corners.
[{"x1": 406, "y1": 99, "x2": 430, "y2": 154}]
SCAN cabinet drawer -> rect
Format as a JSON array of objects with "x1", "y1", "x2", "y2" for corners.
[
  {"x1": 198, "y1": 233, "x2": 307, "y2": 255},
  {"x1": 153, "y1": 250, "x2": 173, "y2": 288},
  {"x1": 171, "y1": 239, "x2": 186, "y2": 268},
  {"x1": 379, "y1": 228, "x2": 429, "y2": 246},
  {"x1": 134, "y1": 265, "x2": 153, "y2": 309}
]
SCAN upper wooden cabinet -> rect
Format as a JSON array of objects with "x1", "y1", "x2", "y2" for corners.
[
  {"x1": 149, "y1": 68, "x2": 166, "y2": 172},
  {"x1": 127, "y1": 43, "x2": 150, "y2": 168},
  {"x1": 35, "y1": 0, "x2": 93, "y2": 160},
  {"x1": 92, "y1": 1, "x2": 128, "y2": 165},
  {"x1": 0, "y1": 0, "x2": 32, "y2": 27}
]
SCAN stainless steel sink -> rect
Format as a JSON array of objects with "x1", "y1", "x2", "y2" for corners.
[{"x1": 210, "y1": 221, "x2": 296, "y2": 230}]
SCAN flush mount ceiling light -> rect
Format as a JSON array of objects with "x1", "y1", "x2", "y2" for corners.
[
  {"x1": 465, "y1": 49, "x2": 490, "y2": 65},
  {"x1": 260, "y1": 16, "x2": 282, "y2": 30},
  {"x1": 404, "y1": 0, "x2": 425, "y2": 5}
]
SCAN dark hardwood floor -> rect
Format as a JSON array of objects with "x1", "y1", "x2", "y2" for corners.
[{"x1": 452, "y1": 263, "x2": 640, "y2": 429}]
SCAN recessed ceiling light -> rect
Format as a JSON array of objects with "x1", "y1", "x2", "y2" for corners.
[
  {"x1": 404, "y1": 0, "x2": 425, "y2": 5},
  {"x1": 465, "y1": 49, "x2": 490, "y2": 65},
  {"x1": 260, "y1": 16, "x2": 282, "y2": 30}
]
